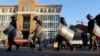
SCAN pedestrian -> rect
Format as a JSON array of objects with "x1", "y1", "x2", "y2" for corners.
[
  {"x1": 2, "y1": 15, "x2": 19, "y2": 51},
  {"x1": 31, "y1": 16, "x2": 46, "y2": 51},
  {"x1": 81, "y1": 30, "x2": 88, "y2": 48},
  {"x1": 86, "y1": 14, "x2": 99, "y2": 51},
  {"x1": 54, "y1": 17, "x2": 75, "y2": 51}
]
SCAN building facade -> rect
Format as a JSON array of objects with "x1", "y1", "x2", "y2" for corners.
[{"x1": 0, "y1": 0, "x2": 62, "y2": 40}]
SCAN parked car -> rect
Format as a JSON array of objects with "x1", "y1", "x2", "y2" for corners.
[{"x1": 70, "y1": 29, "x2": 90, "y2": 48}]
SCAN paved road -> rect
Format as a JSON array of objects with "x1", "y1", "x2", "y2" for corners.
[{"x1": 0, "y1": 47, "x2": 100, "y2": 56}]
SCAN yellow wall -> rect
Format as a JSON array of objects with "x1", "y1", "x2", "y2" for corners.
[{"x1": 17, "y1": 0, "x2": 37, "y2": 35}]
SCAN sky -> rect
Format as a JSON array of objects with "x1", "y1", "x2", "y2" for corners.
[{"x1": 0, "y1": 0, "x2": 100, "y2": 26}]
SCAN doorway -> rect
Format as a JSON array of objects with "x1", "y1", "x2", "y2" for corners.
[
  {"x1": 22, "y1": 16, "x2": 30, "y2": 39},
  {"x1": 23, "y1": 17, "x2": 30, "y2": 29},
  {"x1": 22, "y1": 31, "x2": 29, "y2": 39}
]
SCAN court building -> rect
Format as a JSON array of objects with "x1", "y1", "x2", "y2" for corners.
[{"x1": 0, "y1": 0, "x2": 62, "y2": 43}]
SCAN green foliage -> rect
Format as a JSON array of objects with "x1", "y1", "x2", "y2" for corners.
[{"x1": 69, "y1": 24, "x2": 75, "y2": 31}]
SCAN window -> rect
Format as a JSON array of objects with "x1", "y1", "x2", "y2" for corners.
[
  {"x1": 53, "y1": 22, "x2": 55, "y2": 28},
  {"x1": 43, "y1": 23, "x2": 47, "y2": 28},
  {"x1": 22, "y1": 7, "x2": 24, "y2": 12},
  {"x1": 2, "y1": 15, "x2": 4, "y2": 21},
  {"x1": 46, "y1": 8, "x2": 49, "y2": 12},
  {"x1": 48, "y1": 8, "x2": 54, "y2": 13},
  {"x1": 15, "y1": 8, "x2": 18, "y2": 12},
  {"x1": 48, "y1": 32, "x2": 53, "y2": 38},
  {"x1": 40, "y1": 8, "x2": 43, "y2": 12},
  {"x1": 37, "y1": 9, "x2": 38, "y2": 12},
  {"x1": 8, "y1": 9, "x2": 10, "y2": 13},
  {"x1": 52, "y1": 15, "x2": 55, "y2": 21},
  {"x1": 41, "y1": 15, "x2": 44, "y2": 21},
  {"x1": 44, "y1": 9, "x2": 46, "y2": 12},
  {"x1": 54, "y1": 9, "x2": 56, "y2": 12},
  {"x1": 3, "y1": 15, "x2": 7, "y2": 21},
  {"x1": 13, "y1": 9, "x2": 16, "y2": 12},
  {"x1": 52, "y1": 9, "x2": 54, "y2": 12},
  {"x1": 57, "y1": 9, "x2": 60, "y2": 13},
  {"x1": 22, "y1": 6, "x2": 31, "y2": 12},
  {"x1": 5, "y1": 9, "x2": 7, "y2": 13},
  {"x1": 43, "y1": 15, "x2": 46, "y2": 21},
  {"x1": 37, "y1": 9, "x2": 40, "y2": 12},
  {"x1": 46, "y1": 23, "x2": 48, "y2": 28},
  {"x1": 55, "y1": 15, "x2": 59, "y2": 21},
  {"x1": 56, "y1": 22, "x2": 59, "y2": 28},
  {"x1": 46, "y1": 15, "x2": 48, "y2": 21},
  {"x1": 0, "y1": 15, "x2": 2, "y2": 20},
  {"x1": 49, "y1": 8, "x2": 51, "y2": 12},
  {"x1": 2, "y1": 8, "x2": 5, "y2": 13},
  {"x1": 48, "y1": 15, "x2": 50, "y2": 21},
  {"x1": 0, "y1": 9, "x2": 2, "y2": 13},
  {"x1": 48, "y1": 23, "x2": 51, "y2": 28},
  {"x1": 23, "y1": 17, "x2": 30, "y2": 29},
  {"x1": 10, "y1": 8, "x2": 12, "y2": 13},
  {"x1": 6, "y1": 15, "x2": 10, "y2": 21},
  {"x1": 51, "y1": 15, "x2": 53, "y2": 21},
  {"x1": 50, "y1": 15, "x2": 52, "y2": 21},
  {"x1": 51, "y1": 23, "x2": 54, "y2": 28}
]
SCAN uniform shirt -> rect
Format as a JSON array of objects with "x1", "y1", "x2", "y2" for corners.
[
  {"x1": 87, "y1": 19, "x2": 94, "y2": 34},
  {"x1": 10, "y1": 20, "x2": 16, "y2": 29}
]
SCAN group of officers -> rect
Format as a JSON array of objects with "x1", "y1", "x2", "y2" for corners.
[{"x1": 0, "y1": 13, "x2": 100, "y2": 52}]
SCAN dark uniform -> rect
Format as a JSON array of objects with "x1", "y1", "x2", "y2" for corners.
[
  {"x1": 81, "y1": 31, "x2": 88, "y2": 47},
  {"x1": 4, "y1": 16, "x2": 19, "y2": 51},
  {"x1": 87, "y1": 18, "x2": 98, "y2": 51},
  {"x1": 55, "y1": 17, "x2": 74, "y2": 51}
]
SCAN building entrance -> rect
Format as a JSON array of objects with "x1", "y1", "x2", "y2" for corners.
[
  {"x1": 22, "y1": 16, "x2": 30, "y2": 39},
  {"x1": 22, "y1": 31, "x2": 29, "y2": 39}
]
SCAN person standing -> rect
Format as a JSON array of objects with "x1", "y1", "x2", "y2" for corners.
[
  {"x1": 81, "y1": 30, "x2": 88, "y2": 48},
  {"x1": 55, "y1": 17, "x2": 75, "y2": 51},
  {"x1": 86, "y1": 14, "x2": 99, "y2": 51},
  {"x1": 3, "y1": 16, "x2": 19, "y2": 51}
]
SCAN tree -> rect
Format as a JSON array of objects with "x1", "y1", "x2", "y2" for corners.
[{"x1": 69, "y1": 24, "x2": 75, "y2": 31}]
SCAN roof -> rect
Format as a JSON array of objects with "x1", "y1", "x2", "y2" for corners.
[
  {"x1": 0, "y1": 4, "x2": 18, "y2": 7},
  {"x1": 74, "y1": 24, "x2": 87, "y2": 31},
  {"x1": 37, "y1": 4, "x2": 62, "y2": 7},
  {"x1": 0, "y1": 4, "x2": 62, "y2": 7}
]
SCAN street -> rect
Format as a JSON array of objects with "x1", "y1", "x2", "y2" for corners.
[{"x1": 0, "y1": 47, "x2": 100, "y2": 56}]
